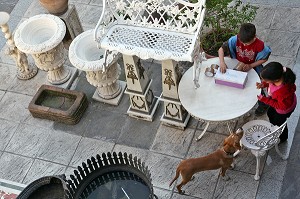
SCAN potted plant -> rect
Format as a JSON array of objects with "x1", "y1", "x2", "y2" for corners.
[{"x1": 191, "y1": 0, "x2": 258, "y2": 57}]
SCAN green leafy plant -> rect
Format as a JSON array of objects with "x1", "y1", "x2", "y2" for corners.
[{"x1": 191, "y1": 0, "x2": 258, "y2": 56}]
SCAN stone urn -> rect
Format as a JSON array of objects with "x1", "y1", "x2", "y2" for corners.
[
  {"x1": 39, "y1": 0, "x2": 69, "y2": 15},
  {"x1": 69, "y1": 29, "x2": 126, "y2": 105},
  {"x1": 14, "y1": 14, "x2": 72, "y2": 85}
]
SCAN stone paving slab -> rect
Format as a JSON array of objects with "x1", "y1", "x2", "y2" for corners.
[
  {"x1": 271, "y1": 7, "x2": 300, "y2": 32},
  {"x1": 256, "y1": 176, "x2": 283, "y2": 199},
  {"x1": 151, "y1": 125, "x2": 195, "y2": 158},
  {"x1": 116, "y1": 115, "x2": 162, "y2": 149},
  {"x1": 82, "y1": 109, "x2": 128, "y2": 142},
  {"x1": 145, "y1": 152, "x2": 182, "y2": 190},
  {"x1": 0, "y1": 63, "x2": 17, "y2": 91},
  {"x1": 69, "y1": 137, "x2": 115, "y2": 167},
  {"x1": 179, "y1": 170, "x2": 219, "y2": 198},
  {"x1": 213, "y1": 170, "x2": 259, "y2": 199},
  {"x1": 5, "y1": 124, "x2": 51, "y2": 157},
  {"x1": 36, "y1": 128, "x2": 81, "y2": 165},
  {"x1": 266, "y1": 30, "x2": 300, "y2": 58},
  {"x1": 0, "y1": 92, "x2": 31, "y2": 122},
  {"x1": 22, "y1": 159, "x2": 66, "y2": 184},
  {"x1": 0, "y1": 152, "x2": 33, "y2": 183},
  {"x1": 23, "y1": 114, "x2": 54, "y2": 129},
  {"x1": 278, "y1": 0, "x2": 300, "y2": 7},
  {"x1": 153, "y1": 187, "x2": 172, "y2": 199},
  {"x1": 0, "y1": 119, "x2": 18, "y2": 151}
]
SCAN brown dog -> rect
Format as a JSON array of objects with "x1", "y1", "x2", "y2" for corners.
[{"x1": 169, "y1": 128, "x2": 243, "y2": 194}]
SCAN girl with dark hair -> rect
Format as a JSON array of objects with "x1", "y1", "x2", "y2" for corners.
[{"x1": 256, "y1": 62, "x2": 297, "y2": 143}]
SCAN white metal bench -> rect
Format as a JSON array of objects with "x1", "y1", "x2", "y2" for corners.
[{"x1": 94, "y1": 0, "x2": 206, "y2": 126}]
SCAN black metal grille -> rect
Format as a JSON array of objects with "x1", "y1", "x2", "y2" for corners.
[{"x1": 66, "y1": 152, "x2": 156, "y2": 199}]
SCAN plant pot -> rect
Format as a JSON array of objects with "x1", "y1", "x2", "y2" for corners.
[
  {"x1": 201, "y1": 28, "x2": 234, "y2": 57},
  {"x1": 69, "y1": 29, "x2": 125, "y2": 104},
  {"x1": 14, "y1": 14, "x2": 71, "y2": 85},
  {"x1": 39, "y1": 0, "x2": 69, "y2": 15}
]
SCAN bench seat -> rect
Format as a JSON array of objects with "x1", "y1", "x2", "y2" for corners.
[{"x1": 101, "y1": 24, "x2": 195, "y2": 61}]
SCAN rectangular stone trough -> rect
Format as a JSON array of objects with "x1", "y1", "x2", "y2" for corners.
[{"x1": 28, "y1": 85, "x2": 88, "y2": 125}]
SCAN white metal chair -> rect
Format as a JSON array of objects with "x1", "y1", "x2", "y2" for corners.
[{"x1": 241, "y1": 120, "x2": 288, "y2": 180}]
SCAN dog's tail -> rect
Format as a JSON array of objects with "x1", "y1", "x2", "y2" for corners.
[{"x1": 169, "y1": 167, "x2": 180, "y2": 187}]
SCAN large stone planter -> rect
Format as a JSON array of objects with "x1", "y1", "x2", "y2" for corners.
[
  {"x1": 14, "y1": 14, "x2": 75, "y2": 86},
  {"x1": 39, "y1": 0, "x2": 69, "y2": 15},
  {"x1": 69, "y1": 29, "x2": 126, "y2": 105}
]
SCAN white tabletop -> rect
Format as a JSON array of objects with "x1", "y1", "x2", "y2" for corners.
[{"x1": 178, "y1": 57, "x2": 261, "y2": 122}]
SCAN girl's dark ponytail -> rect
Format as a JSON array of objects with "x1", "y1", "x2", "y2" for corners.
[{"x1": 283, "y1": 67, "x2": 296, "y2": 84}]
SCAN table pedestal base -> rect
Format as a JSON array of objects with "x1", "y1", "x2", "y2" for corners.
[{"x1": 195, "y1": 120, "x2": 238, "y2": 141}]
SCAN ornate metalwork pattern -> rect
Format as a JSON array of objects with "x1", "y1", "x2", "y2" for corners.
[
  {"x1": 255, "y1": 122, "x2": 286, "y2": 148},
  {"x1": 166, "y1": 102, "x2": 180, "y2": 118},
  {"x1": 131, "y1": 95, "x2": 146, "y2": 110},
  {"x1": 126, "y1": 63, "x2": 138, "y2": 84},
  {"x1": 94, "y1": 0, "x2": 206, "y2": 61},
  {"x1": 164, "y1": 69, "x2": 175, "y2": 90},
  {"x1": 107, "y1": 0, "x2": 204, "y2": 33},
  {"x1": 244, "y1": 124, "x2": 272, "y2": 145}
]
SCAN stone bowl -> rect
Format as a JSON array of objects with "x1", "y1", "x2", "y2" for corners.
[
  {"x1": 69, "y1": 29, "x2": 119, "y2": 72},
  {"x1": 14, "y1": 14, "x2": 66, "y2": 54}
]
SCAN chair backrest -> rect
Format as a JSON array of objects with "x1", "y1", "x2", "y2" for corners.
[
  {"x1": 100, "y1": 0, "x2": 206, "y2": 34},
  {"x1": 255, "y1": 121, "x2": 287, "y2": 148}
]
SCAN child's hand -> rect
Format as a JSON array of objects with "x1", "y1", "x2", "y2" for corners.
[
  {"x1": 257, "y1": 94, "x2": 263, "y2": 100},
  {"x1": 256, "y1": 82, "x2": 264, "y2": 89},
  {"x1": 219, "y1": 63, "x2": 227, "y2": 73},
  {"x1": 242, "y1": 64, "x2": 251, "y2": 72}
]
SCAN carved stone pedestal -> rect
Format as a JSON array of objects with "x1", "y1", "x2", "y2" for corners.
[
  {"x1": 159, "y1": 60, "x2": 190, "y2": 129},
  {"x1": 69, "y1": 29, "x2": 126, "y2": 105},
  {"x1": 123, "y1": 55, "x2": 159, "y2": 121},
  {"x1": 14, "y1": 14, "x2": 78, "y2": 88}
]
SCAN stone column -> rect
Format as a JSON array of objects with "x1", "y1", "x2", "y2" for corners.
[
  {"x1": 160, "y1": 60, "x2": 190, "y2": 129},
  {"x1": 0, "y1": 12, "x2": 38, "y2": 80},
  {"x1": 123, "y1": 55, "x2": 159, "y2": 121}
]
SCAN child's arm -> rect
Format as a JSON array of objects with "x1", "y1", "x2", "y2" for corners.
[
  {"x1": 218, "y1": 36, "x2": 237, "y2": 73},
  {"x1": 218, "y1": 47, "x2": 227, "y2": 73},
  {"x1": 244, "y1": 59, "x2": 268, "y2": 71},
  {"x1": 258, "y1": 96, "x2": 293, "y2": 111}
]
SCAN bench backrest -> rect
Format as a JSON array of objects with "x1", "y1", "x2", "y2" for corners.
[{"x1": 105, "y1": 0, "x2": 206, "y2": 34}]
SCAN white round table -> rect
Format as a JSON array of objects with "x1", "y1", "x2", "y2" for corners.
[{"x1": 178, "y1": 57, "x2": 261, "y2": 140}]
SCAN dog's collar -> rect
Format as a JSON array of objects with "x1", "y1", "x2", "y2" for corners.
[{"x1": 222, "y1": 148, "x2": 235, "y2": 157}]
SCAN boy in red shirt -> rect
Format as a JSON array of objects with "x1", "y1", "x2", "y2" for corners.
[{"x1": 218, "y1": 23, "x2": 271, "y2": 116}]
